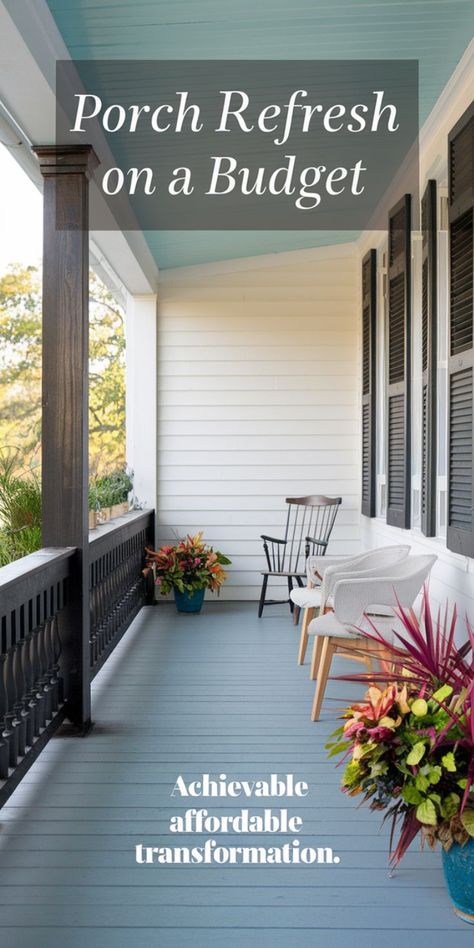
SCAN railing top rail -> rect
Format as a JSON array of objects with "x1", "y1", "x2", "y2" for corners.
[
  {"x1": 0, "y1": 548, "x2": 76, "y2": 610},
  {"x1": 0, "y1": 509, "x2": 154, "y2": 616},
  {"x1": 89, "y1": 508, "x2": 154, "y2": 557}
]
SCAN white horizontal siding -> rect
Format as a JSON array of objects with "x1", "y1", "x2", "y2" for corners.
[
  {"x1": 157, "y1": 246, "x2": 360, "y2": 600},
  {"x1": 159, "y1": 404, "x2": 358, "y2": 420},
  {"x1": 157, "y1": 450, "x2": 358, "y2": 466},
  {"x1": 160, "y1": 381, "x2": 356, "y2": 397},
  {"x1": 157, "y1": 507, "x2": 359, "y2": 526}
]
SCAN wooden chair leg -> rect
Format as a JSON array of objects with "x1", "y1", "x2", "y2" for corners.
[
  {"x1": 297, "y1": 608, "x2": 315, "y2": 665},
  {"x1": 309, "y1": 633, "x2": 324, "y2": 679},
  {"x1": 374, "y1": 642, "x2": 394, "y2": 676},
  {"x1": 258, "y1": 575, "x2": 268, "y2": 618},
  {"x1": 311, "y1": 637, "x2": 335, "y2": 721},
  {"x1": 364, "y1": 653, "x2": 373, "y2": 674},
  {"x1": 293, "y1": 605, "x2": 301, "y2": 626}
]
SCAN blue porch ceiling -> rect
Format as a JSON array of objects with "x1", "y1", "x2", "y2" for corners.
[{"x1": 45, "y1": 0, "x2": 473, "y2": 269}]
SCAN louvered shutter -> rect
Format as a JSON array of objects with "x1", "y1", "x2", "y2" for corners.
[
  {"x1": 447, "y1": 103, "x2": 474, "y2": 556},
  {"x1": 386, "y1": 194, "x2": 412, "y2": 528},
  {"x1": 361, "y1": 250, "x2": 377, "y2": 516},
  {"x1": 421, "y1": 180, "x2": 437, "y2": 536}
]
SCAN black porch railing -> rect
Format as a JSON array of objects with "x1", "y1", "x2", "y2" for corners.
[
  {"x1": 0, "y1": 509, "x2": 154, "y2": 806},
  {"x1": 89, "y1": 510, "x2": 154, "y2": 676}
]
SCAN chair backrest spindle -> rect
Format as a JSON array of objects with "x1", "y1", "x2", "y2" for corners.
[{"x1": 283, "y1": 495, "x2": 342, "y2": 575}]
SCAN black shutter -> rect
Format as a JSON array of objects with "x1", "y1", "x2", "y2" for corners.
[
  {"x1": 361, "y1": 250, "x2": 377, "y2": 516},
  {"x1": 421, "y1": 180, "x2": 437, "y2": 536},
  {"x1": 386, "y1": 194, "x2": 412, "y2": 528},
  {"x1": 447, "y1": 103, "x2": 474, "y2": 556}
]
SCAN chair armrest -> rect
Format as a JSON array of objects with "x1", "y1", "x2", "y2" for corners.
[
  {"x1": 305, "y1": 535, "x2": 328, "y2": 552},
  {"x1": 319, "y1": 560, "x2": 380, "y2": 608},
  {"x1": 260, "y1": 535, "x2": 287, "y2": 545},
  {"x1": 330, "y1": 563, "x2": 405, "y2": 586},
  {"x1": 306, "y1": 553, "x2": 361, "y2": 584},
  {"x1": 332, "y1": 574, "x2": 419, "y2": 624}
]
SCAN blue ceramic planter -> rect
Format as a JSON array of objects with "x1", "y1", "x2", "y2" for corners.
[
  {"x1": 442, "y1": 837, "x2": 474, "y2": 924},
  {"x1": 173, "y1": 586, "x2": 205, "y2": 614}
]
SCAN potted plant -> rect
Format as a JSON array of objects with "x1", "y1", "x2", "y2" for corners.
[
  {"x1": 144, "y1": 533, "x2": 231, "y2": 613},
  {"x1": 109, "y1": 467, "x2": 133, "y2": 518},
  {"x1": 326, "y1": 593, "x2": 474, "y2": 923}
]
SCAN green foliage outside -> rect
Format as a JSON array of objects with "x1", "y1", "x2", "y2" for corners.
[
  {"x1": 0, "y1": 451, "x2": 41, "y2": 566},
  {"x1": 0, "y1": 263, "x2": 127, "y2": 565}
]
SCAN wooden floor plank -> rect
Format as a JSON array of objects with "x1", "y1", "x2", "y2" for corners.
[
  {"x1": 0, "y1": 903, "x2": 466, "y2": 929},
  {"x1": 1, "y1": 930, "x2": 473, "y2": 948}
]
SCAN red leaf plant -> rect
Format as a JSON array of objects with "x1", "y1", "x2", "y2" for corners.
[{"x1": 326, "y1": 588, "x2": 474, "y2": 864}]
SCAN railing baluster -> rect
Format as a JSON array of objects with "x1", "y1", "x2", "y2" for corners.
[
  {"x1": 0, "y1": 627, "x2": 10, "y2": 777},
  {"x1": 22, "y1": 629, "x2": 36, "y2": 748},
  {"x1": 4, "y1": 646, "x2": 19, "y2": 767},
  {"x1": 13, "y1": 637, "x2": 28, "y2": 757},
  {"x1": 47, "y1": 616, "x2": 59, "y2": 713},
  {"x1": 38, "y1": 616, "x2": 52, "y2": 724},
  {"x1": 32, "y1": 624, "x2": 46, "y2": 731},
  {"x1": 87, "y1": 511, "x2": 154, "y2": 677},
  {"x1": 0, "y1": 511, "x2": 154, "y2": 805},
  {"x1": 10, "y1": 608, "x2": 26, "y2": 758}
]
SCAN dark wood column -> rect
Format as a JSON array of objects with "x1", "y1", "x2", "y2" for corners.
[{"x1": 33, "y1": 145, "x2": 99, "y2": 730}]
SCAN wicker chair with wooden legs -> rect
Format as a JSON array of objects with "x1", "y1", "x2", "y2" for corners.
[
  {"x1": 291, "y1": 545, "x2": 411, "y2": 667},
  {"x1": 307, "y1": 554, "x2": 438, "y2": 721}
]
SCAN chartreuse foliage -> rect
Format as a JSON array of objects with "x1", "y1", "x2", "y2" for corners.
[{"x1": 327, "y1": 594, "x2": 474, "y2": 864}]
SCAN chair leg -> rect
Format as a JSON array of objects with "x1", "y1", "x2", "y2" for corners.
[
  {"x1": 297, "y1": 608, "x2": 315, "y2": 665},
  {"x1": 258, "y1": 575, "x2": 268, "y2": 618},
  {"x1": 310, "y1": 633, "x2": 324, "y2": 680},
  {"x1": 374, "y1": 643, "x2": 393, "y2": 676},
  {"x1": 364, "y1": 653, "x2": 373, "y2": 674},
  {"x1": 311, "y1": 637, "x2": 335, "y2": 721},
  {"x1": 287, "y1": 577, "x2": 294, "y2": 614},
  {"x1": 292, "y1": 576, "x2": 306, "y2": 624}
]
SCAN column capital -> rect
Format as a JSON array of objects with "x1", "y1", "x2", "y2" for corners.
[{"x1": 32, "y1": 144, "x2": 99, "y2": 179}]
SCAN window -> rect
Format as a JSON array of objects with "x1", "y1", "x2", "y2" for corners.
[
  {"x1": 420, "y1": 180, "x2": 437, "y2": 536},
  {"x1": 361, "y1": 249, "x2": 377, "y2": 517},
  {"x1": 447, "y1": 103, "x2": 474, "y2": 556},
  {"x1": 386, "y1": 194, "x2": 412, "y2": 529}
]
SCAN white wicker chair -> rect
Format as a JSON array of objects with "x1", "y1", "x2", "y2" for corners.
[
  {"x1": 291, "y1": 545, "x2": 410, "y2": 665},
  {"x1": 308, "y1": 553, "x2": 437, "y2": 721}
]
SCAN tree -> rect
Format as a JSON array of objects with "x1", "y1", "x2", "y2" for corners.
[{"x1": 0, "y1": 264, "x2": 126, "y2": 475}]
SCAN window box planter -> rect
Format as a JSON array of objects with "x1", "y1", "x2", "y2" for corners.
[{"x1": 110, "y1": 502, "x2": 129, "y2": 519}]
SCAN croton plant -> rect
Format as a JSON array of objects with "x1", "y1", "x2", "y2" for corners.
[
  {"x1": 144, "y1": 532, "x2": 231, "y2": 596},
  {"x1": 326, "y1": 591, "x2": 474, "y2": 864}
]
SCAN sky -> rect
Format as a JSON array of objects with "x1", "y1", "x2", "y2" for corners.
[{"x1": 0, "y1": 142, "x2": 42, "y2": 273}]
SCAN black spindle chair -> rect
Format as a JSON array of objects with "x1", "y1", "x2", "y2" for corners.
[{"x1": 258, "y1": 495, "x2": 342, "y2": 617}]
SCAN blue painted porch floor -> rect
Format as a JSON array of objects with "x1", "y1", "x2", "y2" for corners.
[{"x1": 0, "y1": 601, "x2": 471, "y2": 947}]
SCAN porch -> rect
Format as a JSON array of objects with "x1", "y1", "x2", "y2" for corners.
[
  {"x1": 0, "y1": 599, "x2": 468, "y2": 948},
  {"x1": 0, "y1": 2, "x2": 473, "y2": 942}
]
